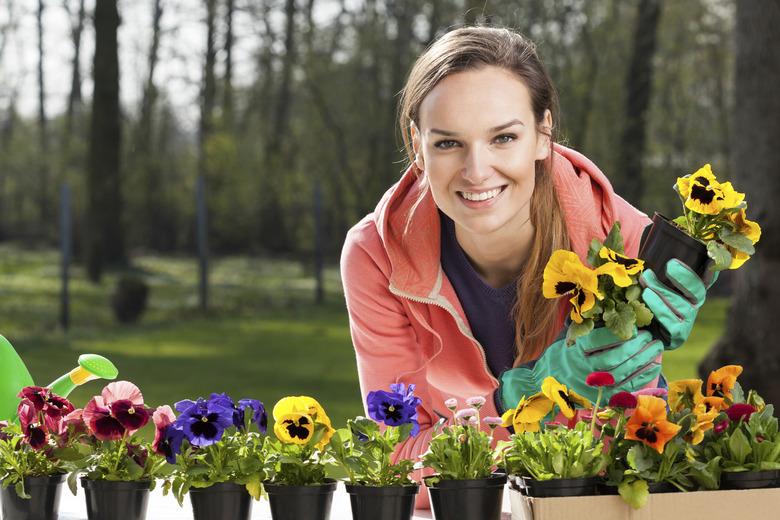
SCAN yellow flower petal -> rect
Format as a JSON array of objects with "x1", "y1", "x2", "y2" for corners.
[
  {"x1": 598, "y1": 247, "x2": 645, "y2": 276},
  {"x1": 541, "y1": 376, "x2": 592, "y2": 418},
  {"x1": 706, "y1": 365, "x2": 743, "y2": 401},
  {"x1": 274, "y1": 412, "x2": 314, "y2": 445},
  {"x1": 594, "y1": 261, "x2": 633, "y2": 287},
  {"x1": 667, "y1": 379, "x2": 704, "y2": 413}
]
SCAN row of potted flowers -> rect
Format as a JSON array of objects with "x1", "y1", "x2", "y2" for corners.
[{"x1": 2, "y1": 362, "x2": 779, "y2": 520}]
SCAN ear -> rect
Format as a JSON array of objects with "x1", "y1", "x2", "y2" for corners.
[
  {"x1": 410, "y1": 122, "x2": 425, "y2": 170},
  {"x1": 535, "y1": 109, "x2": 553, "y2": 161}
]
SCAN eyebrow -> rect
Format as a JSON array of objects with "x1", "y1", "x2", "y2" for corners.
[{"x1": 429, "y1": 119, "x2": 525, "y2": 136}]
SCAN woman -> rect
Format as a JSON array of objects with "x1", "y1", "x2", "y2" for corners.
[{"x1": 340, "y1": 26, "x2": 708, "y2": 508}]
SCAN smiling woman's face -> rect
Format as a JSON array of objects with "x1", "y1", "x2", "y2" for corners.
[{"x1": 412, "y1": 65, "x2": 551, "y2": 237}]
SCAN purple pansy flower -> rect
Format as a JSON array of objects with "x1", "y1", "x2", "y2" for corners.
[
  {"x1": 366, "y1": 383, "x2": 422, "y2": 436},
  {"x1": 237, "y1": 399, "x2": 268, "y2": 433},
  {"x1": 174, "y1": 398, "x2": 234, "y2": 447}
]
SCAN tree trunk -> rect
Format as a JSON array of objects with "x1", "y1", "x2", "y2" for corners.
[
  {"x1": 222, "y1": 0, "x2": 234, "y2": 129},
  {"x1": 616, "y1": 0, "x2": 661, "y2": 210},
  {"x1": 698, "y1": 2, "x2": 780, "y2": 404},
  {"x1": 37, "y1": 0, "x2": 50, "y2": 232},
  {"x1": 64, "y1": 0, "x2": 85, "y2": 138},
  {"x1": 86, "y1": 0, "x2": 124, "y2": 281}
]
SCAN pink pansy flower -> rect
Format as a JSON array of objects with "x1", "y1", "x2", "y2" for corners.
[{"x1": 83, "y1": 381, "x2": 149, "y2": 441}]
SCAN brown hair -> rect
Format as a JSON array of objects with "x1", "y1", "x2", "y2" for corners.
[{"x1": 398, "y1": 26, "x2": 570, "y2": 364}]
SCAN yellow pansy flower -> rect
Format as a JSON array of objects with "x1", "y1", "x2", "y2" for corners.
[
  {"x1": 501, "y1": 392, "x2": 554, "y2": 433},
  {"x1": 706, "y1": 365, "x2": 743, "y2": 402},
  {"x1": 667, "y1": 379, "x2": 704, "y2": 413},
  {"x1": 540, "y1": 376, "x2": 592, "y2": 419},
  {"x1": 598, "y1": 247, "x2": 645, "y2": 276},
  {"x1": 542, "y1": 250, "x2": 602, "y2": 323},
  {"x1": 274, "y1": 412, "x2": 314, "y2": 445}
]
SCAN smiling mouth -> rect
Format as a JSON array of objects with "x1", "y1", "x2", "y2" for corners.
[{"x1": 457, "y1": 185, "x2": 507, "y2": 202}]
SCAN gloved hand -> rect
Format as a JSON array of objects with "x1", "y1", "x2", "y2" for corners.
[
  {"x1": 499, "y1": 327, "x2": 663, "y2": 412},
  {"x1": 639, "y1": 259, "x2": 716, "y2": 350}
]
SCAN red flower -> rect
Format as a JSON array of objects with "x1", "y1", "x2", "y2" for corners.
[
  {"x1": 110, "y1": 400, "x2": 150, "y2": 431},
  {"x1": 43, "y1": 394, "x2": 75, "y2": 420},
  {"x1": 586, "y1": 371, "x2": 615, "y2": 387},
  {"x1": 83, "y1": 397, "x2": 125, "y2": 441},
  {"x1": 714, "y1": 419, "x2": 729, "y2": 434},
  {"x1": 725, "y1": 403, "x2": 756, "y2": 423},
  {"x1": 608, "y1": 391, "x2": 638, "y2": 409},
  {"x1": 83, "y1": 381, "x2": 148, "y2": 441}
]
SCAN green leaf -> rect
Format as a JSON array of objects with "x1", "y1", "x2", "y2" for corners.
[
  {"x1": 627, "y1": 445, "x2": 654, "y2": 472},
  {"x1": 625, "y1": 285, "x2": 641, "y2": 302},
  {"x1": 67, "y1": 472, "x2": 79, "y2": 496},
  {"x1": 245, "y1": 474, "x2": 264, "y2": 500},
  {"x1": 618, "y1": 478, "x2": 648, "y2": 509},
  {"x1": 566, "y1": 319, "x2": 594, "y2": 345},
  {"x1": 718, "y1": 227, "x2": 755, "y2": 255},
  {"x1": 672, "y1": 215, "x2": 689, "y2": 230},
  {"x1": 728, "y1": 429, "x2": 752, "y2": 465},
  {"x1": 604, "y1": 222, "x2": 625, "y2": 254},
  {"x1": 604, "y1": 302, "x2": 636, "y2": 340},
  {"x1": 707, "y1": 241, "x2": 732, "y2": 271},
  {"x1": 630, "y1": 300, "x2": 654, "y2": 328}
]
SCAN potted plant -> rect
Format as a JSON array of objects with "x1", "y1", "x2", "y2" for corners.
[
  {"x1": 326, "y1": 383, "x2": 421, "y2": 520},
  {"x1": 638, "y1": 163, "x2": 761, "y2": 285},
  {"x1": 0, "y1": 387, "x2": 80, "y2": 520},
  {"x1": 263, "y1": 395, "x2": 337, "y2": 520},
  {"x1": 159, "y1": 393, "x2": 267, "y2": 520},
  {"x1": 543, "y1": 222, "x2": 653, "y2": 344},
  {"x1": 500, "y1": 374, "x2": 603, "y2": 502},
  {"x1": 697, "y1": 366, "x2": 780, "y2": 489},
  {"x1": 419, "y1": 396, "x2": 506, "y2": 520},
  {"x1": 68, "y1": 381, "x2": 170, "y2": 520}
]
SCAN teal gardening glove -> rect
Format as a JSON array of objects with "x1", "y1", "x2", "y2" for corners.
[
  {"x1": 499, "y1": 327, "x2": 663, "y2": 412},
  {"x1": 639, "y1": 258, "x2": 715, "y2": 350}
]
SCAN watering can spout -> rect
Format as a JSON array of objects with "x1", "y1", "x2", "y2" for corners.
[{"x1": 0, "y1": 334, "x2": 119, "y2": 422}]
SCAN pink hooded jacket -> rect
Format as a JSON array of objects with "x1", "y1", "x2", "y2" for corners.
[{"x1": 340, "y1": 144, "x2": 653, "y2": 509}]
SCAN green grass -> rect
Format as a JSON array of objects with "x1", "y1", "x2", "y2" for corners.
[{"x1": 0, "y1": 243, "x2": 728, "y2": 431}]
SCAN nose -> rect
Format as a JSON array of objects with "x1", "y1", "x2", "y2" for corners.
[{"x1": 460, "y1": 145, "x2": 493, "y2": 186}]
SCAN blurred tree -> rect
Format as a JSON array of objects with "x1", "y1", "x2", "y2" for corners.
[
  {"x1": 616, "y1": 0, "x2": 662, "y2": 210},
  {"x1": 86, "y1": 0, "x2": 124, "y2": 281},
  {"x1": 36, "y1": 0, "x2": 50, "y2": 233},
  {"x1": 63, "y1": 0, "x2": 85, "y2": 140},
  {"x1": 699, "y1": 1, "x2": 780, "y2": 403}
]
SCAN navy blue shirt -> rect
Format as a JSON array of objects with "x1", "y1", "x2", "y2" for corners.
[{"x1": 439, "y1": 211, "x2": 517, "y2": 378}]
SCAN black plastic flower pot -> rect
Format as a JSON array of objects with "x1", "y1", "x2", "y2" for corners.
[
  {"x1": 520, "y1": 476, "x2": 599, "y2": 498},
  {"x1": 0, "y1": 474, "x2": 65, "y2": 520},
  {"x1": 720, "y1": 470, "x2": 778, "y2": 490},
  {"x1": 345, "y1": 483, "x2": 419, "y2": 520},
  {"x1": 646, "y1": 481, "x2": 680, "y2": 493},
  {"x1": 264, "y1": 480, "x2": 337, "y2": 520},
  {"x1": 596, "y1": 482, "x2": 619, "y2": 495},
  {"x1": 189, "y1": 482, "x2": 252, "y2": 520},
  {"x1": 81, "y1": 478, "x2": 151, "y2": 520},
  {"x1": 425, "y1": 472, "x2": 507, "y2": 520},
  {"x1": 638, "y1": 212, "x2": 711, "y2": 287}
]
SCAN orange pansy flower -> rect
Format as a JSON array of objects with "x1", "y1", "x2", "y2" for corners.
[
  {"x1": 625, "y1": 396, "x2": 681, "y2": 454},
  {"x1": 706, "y1": 365, "x2": 743, "y2": 402}
]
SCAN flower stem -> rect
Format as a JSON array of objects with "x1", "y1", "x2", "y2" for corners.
[{"x1": 590, "y1": 388, "x2": 603, "y2": 434}]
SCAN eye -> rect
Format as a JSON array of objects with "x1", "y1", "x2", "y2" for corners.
[
  {"x1": 494, "y1": 134, "x2": 517, "y2": 145},
  {"x1": 433, "y1": 140, "x2": 459, "y2": 150}
]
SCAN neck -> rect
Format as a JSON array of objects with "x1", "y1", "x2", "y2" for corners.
[{"x1": 455, "y1": 209, "x2": 535, "y2": 289}]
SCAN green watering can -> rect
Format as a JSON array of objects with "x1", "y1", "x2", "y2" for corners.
[{"x1": 0, "y1": 334, "x2": 118, "y2": 422}]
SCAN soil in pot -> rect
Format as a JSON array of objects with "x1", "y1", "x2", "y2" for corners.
[
  {"x1": 0, "y1": 474, "x2": 65, "y2": 520},
  {"x1": 426, "y1": 472, "x2": 506, "y2": 520},
  {"x1": 521, "y1": 476, "x2": 599, "y2": 498},
  {"x1": 189, "y1": 482, "x2": 252, "y2": 520},
  {"x1": 264, "y1": 480, "x2": 337, "y2": 520},
  {"x1": 345, "y1": 483, "x2": 419, "y2": 520},
  {"x1": 81, "y1": 478, "x2": 151, "y2": 520},
  {"x1": 720, "y1": 470, "x2": 778, "y2": 490}
]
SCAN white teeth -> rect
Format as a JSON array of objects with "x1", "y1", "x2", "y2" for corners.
[{"x1": 460, "y1": 187, "x2": 502, "y2": 202}]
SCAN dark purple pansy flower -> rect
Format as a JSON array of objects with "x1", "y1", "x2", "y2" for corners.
[
  {"x1": 127, "y1": 443, "x2": 149, "y2": 468},
  {"x1": 237, "y1": 399, "x2": 268, "y2": 433},
  {"x1": 159, "y1": 425, "x2": 186, "y2": 464},
  {"x1": 18, "y1": 387, "x2": 50, "y2": 413},
  {"x1": 208, "y1": 393, "x2": 244, "y2": 428},
  {"x1": 42, "y1": 394, "x2": 75, "y2": 420},
  {"x1": 367, "y1": 383, "x2": 422, "y2": 436},
  {"x1": 18, "y1": 399, "x2": 47, "y2": 450},
  {"x1": 110, "y1": 400, "x2": 151, "y2": 431},
  {"x1": 175, "y1": 398, "x2": 234, "y2": 447}
]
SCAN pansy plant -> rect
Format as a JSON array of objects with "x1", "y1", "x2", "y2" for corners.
[
  {"x1": 0, "y1": 388, "x2": 85, "y2": 499},
  {"x1": 673, "y1": 164, "x2": 761, "y2": 270},
  {"x1": 325, "y1": 383, "x2": 421, "y2": 486},
  {"x1": 543, "y1": 222, "x2": 653, "y2": 344},
  {"x1": 419, "y1": 396, "x2": 502, "y2": 483},
  {"x1": 263, "y1": 395, "x2": 335, "y2": 486},
  {"x1": 66, "y1": 381, "x2": 171, "y2": 495},
  {"x1": 159, "y1": 392, "x2": 268, "y2": 504}
]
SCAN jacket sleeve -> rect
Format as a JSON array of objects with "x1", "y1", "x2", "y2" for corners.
[{"x1": 340, "y1": 217, "x2": 447, "y2": 509}]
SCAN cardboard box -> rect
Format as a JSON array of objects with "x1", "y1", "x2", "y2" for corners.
[{"x1": 509, "y1": 487, "x2": 780, "y2": 520}]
